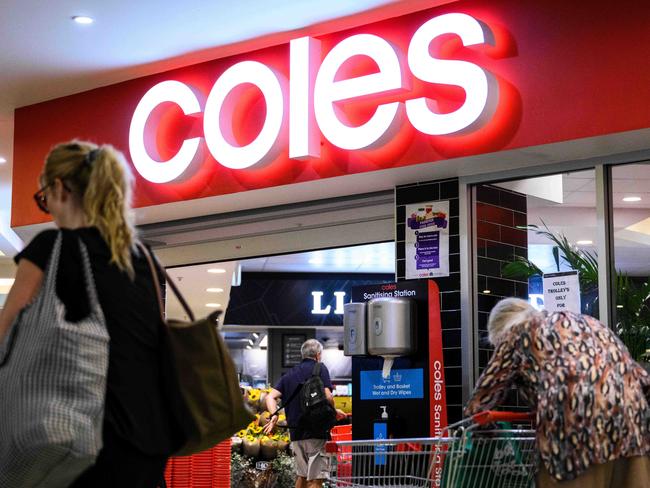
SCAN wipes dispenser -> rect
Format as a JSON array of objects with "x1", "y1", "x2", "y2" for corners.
[
  {"x1": 343, "y1": 302, "x2": 367, "y2": 356},
  {"x1": 367, "y1": 297, "x2": 416, "y2": 378}
]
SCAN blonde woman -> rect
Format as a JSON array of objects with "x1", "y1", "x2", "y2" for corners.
[
  {"x1": 466, "y1": 298, "x2": 650, "y2": 487},
  {"x1": 0, "y1": 142, "x2": 178, "y2": 487}
]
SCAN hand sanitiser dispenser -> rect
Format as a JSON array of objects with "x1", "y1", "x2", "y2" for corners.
[
  {"x1": 367, "y1": 297, "x2": 416, "y2": 378},
  {"x1": 343, "y1": 302, "x2": 367, "y2": 356}
]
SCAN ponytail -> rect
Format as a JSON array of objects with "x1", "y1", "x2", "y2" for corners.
[
  {"x1": 43, "y1": 141, "x2": 136, "y2": 278},
  {"x1": 83, "y1": 146, "x2": 136, "y2": 278}
]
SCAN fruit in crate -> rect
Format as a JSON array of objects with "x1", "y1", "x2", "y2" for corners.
[
  {"x1": 242, "y1": 435, "x2": 261, "y2": 457},
  {"x1": 260, "y1": 436, "x2": 279, "y2": 460},
  {"x1": 259, "y1": 389, "x2": 269, "y2": 410},
  {"x1": 276, "y1": 434, "x2": 289, "y2": 452},
  {"x1": 231, "y1": 436, "x2": 243, "y2": 453}
]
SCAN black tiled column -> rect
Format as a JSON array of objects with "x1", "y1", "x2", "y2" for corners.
[
  {"x1": 395, "y1": 178, "x2": 462, "y2": 422},
  {"x1": 475, "y1": 184, "x2": 529, "y2": 411}
]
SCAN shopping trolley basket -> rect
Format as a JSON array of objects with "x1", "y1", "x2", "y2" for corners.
[{"x1": 325, "y1": 411, "x2": 536, "y2": 488}]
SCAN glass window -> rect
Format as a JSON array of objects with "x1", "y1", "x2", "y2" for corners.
[
  {"x1": 612, "y1": 163, "x2": 650, "y2": 362},
  {"x1": 474, "y1": 169, "x2": 599, "y2": 375}
]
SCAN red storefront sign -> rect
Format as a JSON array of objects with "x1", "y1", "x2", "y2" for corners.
[
  {"x1": 13, "y1": 0, "x2": 650, "y2": 227},
  {"x1": 128, "y1": 12, "x2": 497, "y2": 183}
]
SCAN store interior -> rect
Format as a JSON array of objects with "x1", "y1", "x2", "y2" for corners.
[{"x1": 165, "y1": 241, "x2": 396, "y2": 390}]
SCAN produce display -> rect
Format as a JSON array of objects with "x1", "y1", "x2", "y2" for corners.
[{"x1": 232, "y1": 388, "x2": 290, "y2": 461}]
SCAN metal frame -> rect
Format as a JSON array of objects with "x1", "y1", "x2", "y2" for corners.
[
  {"x1": 595, "y1": 165, "x2": 616, "y2": 327},
  {"x1": 458, "y1": 181, "x2": 476, "y2": 403}
]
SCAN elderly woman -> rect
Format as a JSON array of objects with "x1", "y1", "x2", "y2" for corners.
[{"x1": 465, "y1": 298, "x2": 650, "y2": 487}]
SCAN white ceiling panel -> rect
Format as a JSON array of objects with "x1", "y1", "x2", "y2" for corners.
[
  {"x1": 165, "y1": 241, "x2": 395, "y2": 321},
  {"x1": 562, "y1": 177, "x2": 593, "y2": 192},
  {"x1": 241, "y1": 242, "x2": 395, "y2": 274}
]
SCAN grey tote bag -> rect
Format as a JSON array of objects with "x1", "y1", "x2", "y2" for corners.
[{"x1": 0, "y1": 233, "x2": 109, "y2": 487}]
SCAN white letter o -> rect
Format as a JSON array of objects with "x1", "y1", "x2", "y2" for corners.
[{"x1": 204, "y1": 61, "x2": 285, "y2": 169}]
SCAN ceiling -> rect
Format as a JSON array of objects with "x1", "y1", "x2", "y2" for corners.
[
  {"x1": 165, "y1": 241, "x2": 395, "y2": 320},
  {"x1": 241, "y1": 241, "x2": 395, "y2": 273}
]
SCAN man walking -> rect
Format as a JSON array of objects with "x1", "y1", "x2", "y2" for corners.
[{"x1": 264, "y1": 339, "x2": 342, "y2": 488}]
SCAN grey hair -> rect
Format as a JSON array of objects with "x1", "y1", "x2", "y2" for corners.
[
  {"x1": 301, "y1": 339, "x2": 323, "y2": 359},
  {"x1": 488, "y1": 298, "x2": 541, "y2": 346}
]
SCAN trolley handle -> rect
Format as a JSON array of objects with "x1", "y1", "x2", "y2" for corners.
[{"x1": 471, "y1": 410, "x2": 534, "y2": 426}]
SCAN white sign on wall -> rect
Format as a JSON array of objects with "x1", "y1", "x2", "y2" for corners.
[
  {"x1": 542, "y1": 271, "x2": 581, "y2": 314},
  {"x1": 405, "y1": 200, "x2": 450, "y2": 279},
  {"x1": 311, "y1": 291, "x2": 346, "y2": 315}
]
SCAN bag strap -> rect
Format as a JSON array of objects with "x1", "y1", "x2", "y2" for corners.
[
  {"x1": 272, "y1": 361, "x2": 321, "y2": 417},
  {"x1": 272, "y1": 381, "x2": 304, "y2": 418},
  {"x1": 312, "y1": 362, "x2": 321, "y2": 377},
  {"x1": 137, "y1": 242, "x2": 196, "y2": 322}
]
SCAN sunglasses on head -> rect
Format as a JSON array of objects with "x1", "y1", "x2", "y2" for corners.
[{"x1": 33, "y1": 181, "x2": 72, "y2": 214}]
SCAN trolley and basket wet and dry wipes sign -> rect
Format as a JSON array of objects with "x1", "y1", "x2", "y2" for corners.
[{"x1": 360, "y1": 369, "x2": 424, "y2": 400}]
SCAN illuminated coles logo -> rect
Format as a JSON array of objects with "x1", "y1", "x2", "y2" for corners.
[{"x1": 129, "y1": 13, "x2": 498, "y2": 184}]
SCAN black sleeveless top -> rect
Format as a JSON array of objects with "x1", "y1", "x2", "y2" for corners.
[{"x1": 15, "y1": 228, "x2": 177, "y2": 455}]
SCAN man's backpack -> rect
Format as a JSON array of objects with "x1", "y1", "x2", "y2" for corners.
[
  {"x1": 277, "y1": 362, "x2": 337, "y2": 435},
  {"x1": 298, "y1": 363, "x2": 337, "y2": 434}
]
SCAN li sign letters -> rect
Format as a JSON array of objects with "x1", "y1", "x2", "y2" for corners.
[{"x1": 129, "y1": 13, "x2": 498, "y2": 183}]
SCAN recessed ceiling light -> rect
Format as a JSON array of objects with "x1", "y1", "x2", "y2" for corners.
[
  {"x1": 616, "y1": 304, "x2": 624, "y2": 309},
  {"x1": 0, "y1": 157, "x2": 6, "y2": 164},
  {"x1": 248, "y1": 339, "x2": 255, "y2": 346},
  {"x1": 623, "y1": 196, "x2": 642, "y2": 202},
  {"x1": 576, "y1": 240, "x2": 593, "y2": 245},
  {"x1": 207, "y1": 268, "x2": 226, "y2": 274},
  {"x1": 72, "y1": 15, "x2": 94, "y2": 24},
  {"x1": 245, "y1": 345, "x2": 252, "y2": 350},
  {"x1": 252, "y1": 333, "x2": 260, "y2": 339},
  {"x1": 482, "y1": 289, "x2": 491, "y2": 294},
  {"x1": 205, "y1": 303, "x2": 221, "y2": 308},
  {"x1": 206, "y1": 287, "x2": 224, "y2": 293}
]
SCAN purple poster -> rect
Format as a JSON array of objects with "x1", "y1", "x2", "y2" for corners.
[
  {"x1": 416, "y1": 230, "x2": 440, "y2": 269},
  {"x1": 405, "y1": 201, "x2": 450, "y2": 279}
]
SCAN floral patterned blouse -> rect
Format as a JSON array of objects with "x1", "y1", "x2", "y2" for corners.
[{"x1": 465, "y1": 311, "x2": 650, "y2": 481}]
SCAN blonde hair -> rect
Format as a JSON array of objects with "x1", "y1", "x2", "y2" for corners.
[
  {"x1": 43, "y1": 141, "x2": 136, "y2": 277},
  {"x1": 487, "y1": 298, "x2": 540, "y2": 346}
]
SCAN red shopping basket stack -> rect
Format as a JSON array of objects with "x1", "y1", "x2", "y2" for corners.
[
  {"x1": 330, "y1": 424, "x2": 352, "y2": 480},
  {"x1": 164, "y1": 439, "x2": 231, "y2": 487}
]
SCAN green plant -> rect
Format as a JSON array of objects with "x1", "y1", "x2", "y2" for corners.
[
  {"x1": 271, "y1": 452, "x2": 297, "y2": 488},
  {"x1": 231, "y1": 452, "x2": 253, "y2": 487},
  {"x1": 502, "y1": 222, "x2": 650, "y2": 361},
  {"x1": 613, "y1": 275, "x2": 650, "y2": 361}
]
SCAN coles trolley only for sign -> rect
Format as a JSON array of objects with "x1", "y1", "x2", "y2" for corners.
[{"x1": 325, "y1": 411, "x2": 536, "y2": 487}]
